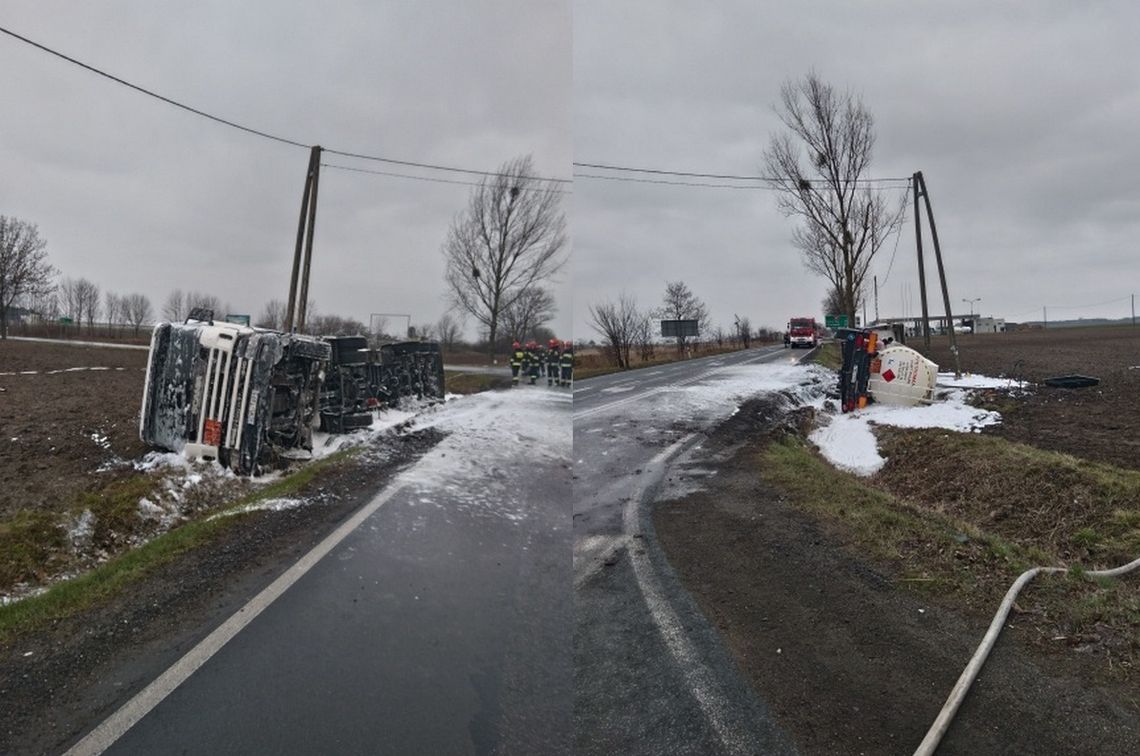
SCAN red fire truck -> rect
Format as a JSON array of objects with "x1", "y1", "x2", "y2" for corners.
[{"x1": 785, "y1": 317, "x2": 819, "y2": 349}]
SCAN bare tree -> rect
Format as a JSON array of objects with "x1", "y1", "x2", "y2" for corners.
[
  {"x1": 501, "y1": 286, "x2": 557, "y2": 343},
  {"x1": 656, "y1": 280, "x2": 708, "y2": 354},
  {"x1": 820, "y1": 285, "x2": 860, "y2": 324},
  {"x1": 435, "y1": 313, "x2": 464, "y2": 348},
  {"x1": 633, "y1": 310, "x2": 655, "y2": 362},
  {"x1": 104, "y1": 291, "x2": 123, "y2": 336},
  {"x1": 59, "y1": 277, "x2": 79, "y2": 328},
  {"x1": 124, "y1": 293, "x2": 153, "y2": 335},
  {"x1": 305, "y1": 312, "x2": 368, "y2": 337},
  {"x1": 256, "y1": 299, "x2": 287, "y2": 330},
  {"x1": 734, "y1": 314, "x2": 753, "y2": 349},
  {"x1": 764, "y1": 72, "x2": 905, "y2": 325},
  {"x1": 443, "y1": 155, "x2": 567, "y2": 361},
  {"x1": 162, "y1": 289, "x2": 186, "y2": 322},
  {"x1": 73, "y1": 278, "x2": 100, "y2": 333},
  {"x1": 589, "y1": 294, "x2": 640, "y2": 369},
  {"x1": 186, "y1": 291, "x2": 222, "y2": 317},
  {"x1": 0, "y1": 216, "x2": 56, "y2": 338}
]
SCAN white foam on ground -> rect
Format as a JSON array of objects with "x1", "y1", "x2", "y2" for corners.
[
  {"x1": 809, "y1": 380, "x2": 1005, "y2": 476},
  {"x1": 207, "y1": 497, "x2": 307, "y2": 520},
  {"x1": 398, "y1": 388, "x2": 570, "y2": 524},
  {"x1": 936, "y1": 372, "x2": 1026, "y2": 390}
]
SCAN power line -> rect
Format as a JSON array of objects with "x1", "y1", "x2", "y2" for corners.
[
  {"x1": 0, "y1": 24, "x2": 571, "y2": 184},
  {"x1": 879, "y1": 178, "x2": 913, "y2": 287},
  {"x1": 323, "y1": 148, "x2": 570, "y2": 183},
  {"x1": 1045, "y1": 295, "x2": 1131, "y2": 311},
  {"x1": 574, "y1": 160, "x2": 911, "y2": 184},
  {"x1": 0, "y1": 25, "x2": 307, "y2": 150},
  {"x1": 574, "y1": 172, "x2": 776, "y2": 190},
  {"x1": 322, "y1": 162, "x2": 573, "y2": 194},
  {"x1": 574, "y1": 172, "x2": 911, "y2": 191}
]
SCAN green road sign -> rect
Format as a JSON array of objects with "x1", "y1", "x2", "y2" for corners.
[{"x1": 825, "y1": 314, "x2": 848, "y2": 329}]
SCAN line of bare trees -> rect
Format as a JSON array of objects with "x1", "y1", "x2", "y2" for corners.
[{"x1": 590, "y1": 282, "x2": 776, "y2": 370}]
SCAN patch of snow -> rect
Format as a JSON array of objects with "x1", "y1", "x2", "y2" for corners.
[
  {"x1": 600, "y1": 384, "x2": 637, "y2": 394},
  {"x1": 67, "y1": 509, "x2": 96, "y2": 551},
  {"x1": 581, "y1": 362, "x2": 833, "y2": 431},
  {"x1": 809, "y1": 376, "x2": 1004, "y2": 476},
  {"x1": 396, "y1": 389, "x2": 570, "y2": 524},
  {"x1": 207, "y1": 497, "x2": 308, "y2": 520},
  {"x1": 937, "y1": 372, "x2": 1026, "y2": 390},
  {"x1": 0, "y1": 585, "x2": 48, "y2": 606},
  {"x1": 307, "y1": 407, "x2": 419, "y2": 461}
]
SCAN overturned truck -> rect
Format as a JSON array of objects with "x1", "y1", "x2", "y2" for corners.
[{"x1": 140, "y1": 317, "x2": 445, "y2": 475}]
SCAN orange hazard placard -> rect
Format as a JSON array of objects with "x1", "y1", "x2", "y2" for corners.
[{"x1": 203, "y1": 419, "x2": 223, "y2": 447}]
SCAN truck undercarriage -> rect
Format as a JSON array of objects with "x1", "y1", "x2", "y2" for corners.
[{"x1": 140, "y1": 319, "x2": 445, "y2": 475}]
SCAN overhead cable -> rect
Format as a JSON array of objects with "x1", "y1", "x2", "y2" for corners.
[{"x1": 0, "y1": 25, "x2": 570, "y2": 184}]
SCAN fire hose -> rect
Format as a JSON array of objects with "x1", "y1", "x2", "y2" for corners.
[{"x1": 914, "y1": 554, "x2": 1140, "y2": 755}]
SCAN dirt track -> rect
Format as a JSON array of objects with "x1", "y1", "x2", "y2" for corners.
[{"x1": 0, "y1": 340, "x2": 149, "y2": 520}]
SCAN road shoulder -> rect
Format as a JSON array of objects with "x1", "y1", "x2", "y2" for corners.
[
  {"x1": 653, "y1": 397, "x2": 1140, "y2": 754},
  {"x1": 0, "y1": 428, "x2": 443, "y2": 756}
]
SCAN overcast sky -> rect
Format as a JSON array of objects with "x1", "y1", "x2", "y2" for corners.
[
  {"x1": 1, "y1": 1, "x2": 571, "y2": 339},
  {"x1": 573, "y1": 0, "x2": 1140, "y2": 339}
]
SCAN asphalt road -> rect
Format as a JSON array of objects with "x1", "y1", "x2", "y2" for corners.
[
  {"x1": 69, "y1": 388, "x2": 571, "y2": 756},
  {"x1": 573, "y1": 346, "x2": 810, "y2": 755}
]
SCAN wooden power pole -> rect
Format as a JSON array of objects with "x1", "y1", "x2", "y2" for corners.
[
  {"x1": 913, "y1": 171, "x2": 962, "y2": 378},
  {"x1": 285, "y1": 145, "x2": 323, "y2": 332}
]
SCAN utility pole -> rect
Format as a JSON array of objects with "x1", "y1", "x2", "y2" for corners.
[
  {"x1": 874, "y1": 275, "x2": 879, "y2": 323},
  {"x1": 914, "y1": 171, "x2": 961, "y2": 378},
  {"x1": 913, "y1": 173, "x2": 931, "y2": 348},
  {"x1": 1043, "y1": 306, "x2": 1047, "y2": 329},
  {"x1": 284, "y1": 145, "x2": 323, "y2": 332},
  {"x1": 1132, "y1": 293, "x2": 1135, "y2": 327}
]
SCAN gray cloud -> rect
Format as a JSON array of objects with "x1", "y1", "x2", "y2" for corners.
[
  {"x1": 573, "y1": 0, "x2": 1140, "y2": 337},
  {"x1": 1, "y1": 0, "x2": 571, "y2": 338}
]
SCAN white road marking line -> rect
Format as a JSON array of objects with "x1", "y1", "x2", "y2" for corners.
[
  {"x1": 63, "y1": 481, "x2": 410, "y2": 756},
  {"x1": 621, "y1": 436, "x2": 754, "y2": 755}
]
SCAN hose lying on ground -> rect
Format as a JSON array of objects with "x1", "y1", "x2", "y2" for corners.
[{"x1": 914, "y1": 554, "x2": 1140, "y2": 756}]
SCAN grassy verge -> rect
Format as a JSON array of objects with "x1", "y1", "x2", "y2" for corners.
[
  {"x1": 811, "y1": 341, "x2": 841, "y2": 370},
  {"x1": 0, "y1": 448, "x2": 360, "y2": 644},
  {"x1": 761, "y1": 436, "x2": 1139, "y2": 669},
  {"x1": 444, "y1": 370, "x2": 511, "y2": 394},
  {"x1": 0, "y1": 476, "x2": 164, "y2": 587}
]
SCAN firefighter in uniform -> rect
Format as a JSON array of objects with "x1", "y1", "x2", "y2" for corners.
[
  {"x1": 525, "y1": 340, "x2": 541, "y2": 385},
  {"x1": 546, "y1": 339, "x2": 561, "y2": 386},
  {"x1": 559, "y1": 341, "x2": 574, "y2": 387},
  {"x1": 509, "y1": 341, "x2": 525, "y2": 386}
]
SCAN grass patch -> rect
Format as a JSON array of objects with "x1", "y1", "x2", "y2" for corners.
[
  {"x1": 0, "y1": 510, "x2": 68, "y2": 586},
  {"x1": 762, "y1": 436, "x2": 1140, "y2": 667},
  {"x1": 444, "y1": 370, "x2": 511, "y2": 394},
  {"x1": 811, "y1": 341, "x2": 842, "y2": 371},
  {"x1": 0, "y1": 447, "x2": 362, "y2": 645},
  {"x1": 0, "y1": 507, "x2": 234, "y2": 644},
  {"x1": 77, "y1": 476, "x2": 163, "y2": 549},
  {"x1": 873, "y1": 429, "x2": 1140, "y2": 566}
]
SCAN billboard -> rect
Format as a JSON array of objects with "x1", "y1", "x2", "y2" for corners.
[{"x1": 661, "y1": 319, "x2": 699, "y2": 338}]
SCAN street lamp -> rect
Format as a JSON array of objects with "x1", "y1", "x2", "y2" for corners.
[{"x1": 962, "y1": 298, "x2": 981, "y2": 319}]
